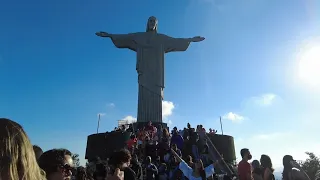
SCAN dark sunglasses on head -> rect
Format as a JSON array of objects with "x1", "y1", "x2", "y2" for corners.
[{"x1": 60, "y1": 164, "x2": 73, "y2": 172}]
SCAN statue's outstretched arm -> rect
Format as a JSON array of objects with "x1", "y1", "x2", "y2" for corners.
[
  {"x1": 188, "y1": 36, "x2": 205, "y2": 42},
  {"x1": 96, "y1": 31, "x2": 137, "y2": 51},
  {"x1": 164, "y1": 35, "x2": 205, "y2": 53}
]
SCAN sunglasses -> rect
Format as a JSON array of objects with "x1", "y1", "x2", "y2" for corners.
[{"x1": 60, "y1": 164, "x2": 73, "y2": 173}]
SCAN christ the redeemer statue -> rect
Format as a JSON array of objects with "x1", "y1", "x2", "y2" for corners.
[{"x1": 96, "y1": 16, "x2": 205, "y2": 123}]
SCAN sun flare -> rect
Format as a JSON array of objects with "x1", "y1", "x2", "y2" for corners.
[{"x1": 298, "y1": 45, "x2": 320, "y2": 87}]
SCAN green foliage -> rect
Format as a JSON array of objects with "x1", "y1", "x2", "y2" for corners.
[
  {"x1": 301, "y1": 152, "x2": 320, "y2": 180},
  {"x1": 72, "y1": 153, "x2": 81, "y2": 167}
]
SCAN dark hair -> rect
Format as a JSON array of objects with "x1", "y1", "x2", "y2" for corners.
[
  {"x1": 251, "y1": 160, "x2": 260, "y2": 169},
  {"x1": 108, "y1": 149, "x2": 131, "y2": 168},
  {"x1": 33, "y1": 145, "x2": 43, "y2": 153},
  {"x1": 172, "y1": 130, "x2": 178, "y2": 136},
  {"x1": 283, "y1": 155, "x2": 293, "y2": 167},
  {"x1": 191, "y1": 132, "x2": 199, "y2": 143},
  {"x1": 76, "y1": 166, "x2": 87, "y2": 180},
  {"x1": 197, "y1": 159, "x2": 206, "y2": 180},
  {"x1": 38, "y1": 148, "x2": 72, "y2": 177},
  {"x1": 94, "y1": 163, "x2": 108, "y2": 178},
  {"x1": 260, "y1": 154, "x2": 274, "y2": 172},
  {"x1": 240, "y1": 148, "x2": 249, "y2": 158},
  {"x1": 33, "y1": 145, "x2": 43, "y2": 160},
  {"x1": 282, "y1": 155, "x2": 294, "y2": 180}
]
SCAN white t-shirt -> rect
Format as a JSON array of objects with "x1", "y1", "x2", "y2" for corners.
[{"x1": 179, "y1": 160, "x2": 215, "y2": 180}]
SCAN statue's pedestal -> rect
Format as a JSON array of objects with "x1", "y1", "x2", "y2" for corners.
[
  {"x1": 206, "y1": 134, "x2": 236, "y2": 164},
  {"x1": 85, "y1": 131, "x2": 131, "y2": 162}
]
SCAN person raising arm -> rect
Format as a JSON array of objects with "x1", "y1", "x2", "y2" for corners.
[{"x1": 171, "y1": 148, "x2": 215, "y2": 180}]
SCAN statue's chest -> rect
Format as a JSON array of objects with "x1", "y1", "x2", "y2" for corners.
[{"x1": 136, "y1": 34, "x2": 163, "y2": 48}]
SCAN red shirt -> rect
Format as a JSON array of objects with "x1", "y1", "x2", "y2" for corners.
[
  {"x1": 145, "y1": 125, "x2": 156, "y2": 138},
  {"x1": 238, "y1": 160, "x2": 252, "y2": 180},
  {"x1": 127, "y1": 138, "x2": 137, "y2": 149}
]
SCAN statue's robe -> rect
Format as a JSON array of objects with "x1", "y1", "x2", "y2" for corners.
[{"x1": 110, "y1": 32, "x2": 190, "y2": 123}]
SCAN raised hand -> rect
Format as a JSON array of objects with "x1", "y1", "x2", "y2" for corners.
[
  {"x1": 96, "y1": 31, "x2": 110, "y2": 37},
  {"x1": 191, "y1": 36, "x2": 205, "y2": 42}
]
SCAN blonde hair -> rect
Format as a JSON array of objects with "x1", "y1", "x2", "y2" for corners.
[{"x1": 0, "y1": 118, "x2": 46, "y2": 180}]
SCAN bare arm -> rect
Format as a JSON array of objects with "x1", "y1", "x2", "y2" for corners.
[
  {"x1": 263, "y1": 168, "x2": 271, "y2": 180},
  {"x1": 247, "y1": 165, "x2": 253, "y2": 180}
]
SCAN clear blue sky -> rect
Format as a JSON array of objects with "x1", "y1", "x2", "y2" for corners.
[{"x1": 1, "y1": 0, "x2": 319, "y2": 170}]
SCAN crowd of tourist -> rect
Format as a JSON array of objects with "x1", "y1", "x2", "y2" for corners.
[
  {"x1": 90, "y1": 121, "x2": 225, "y2": 180},
  {"x1": 0, "y1": 118, "x2": 312, "y2": 180}
]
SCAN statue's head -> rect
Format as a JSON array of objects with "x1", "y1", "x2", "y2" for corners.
[{"x1": 146, "y1": 16, "x2": 158, "y2": 33}]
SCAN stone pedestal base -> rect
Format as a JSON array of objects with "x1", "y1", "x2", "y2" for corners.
[
  {"x1": 206, "y1": 134, "x2": 236, "y2": 163},
  {"x1": 85, "y1": 131, "x2": 131, "y2": 162}
]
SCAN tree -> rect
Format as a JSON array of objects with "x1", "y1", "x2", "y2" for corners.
[
  {"x1": 72, "y1": 153, "x2": 80, "y2": 168},
  {"x1": 301, "y1": 152, "x2": 320, "y2": 180}
]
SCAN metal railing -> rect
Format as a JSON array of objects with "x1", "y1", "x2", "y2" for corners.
[{"x1": 204, "y1": 134, "x2": 235, "y2": 176}]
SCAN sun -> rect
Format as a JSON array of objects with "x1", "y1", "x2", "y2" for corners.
[{"x1": 298, "y1": 45, "x2": 320, "y2": 87}]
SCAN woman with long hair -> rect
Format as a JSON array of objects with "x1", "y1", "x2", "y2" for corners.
[
  {"x1": 0, "y1": 118, "x2": 46, "y2": 180},
  {"x1": 171, "y1": 148, "x2": 215, "y2": 180},
  {"x1": 260, "y1": 154, "x2": 275, "y2": 180},
  {"x1": 162, "y1": 128, "x2": 170, "y2": 141},
  {"x1": 251, "y1": 160, "x2": 263, "y2": 180}
]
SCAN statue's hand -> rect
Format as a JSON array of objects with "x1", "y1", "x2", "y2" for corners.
[
  {"x1": 95, "y1": 31, "x2": 110, "y2": 37},
  {"x1": 191, "y1": 36, "x2": 205, "y2": 42}
]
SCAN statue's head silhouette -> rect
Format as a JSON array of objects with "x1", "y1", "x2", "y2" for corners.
[{"x1": 146, "y1": 16, "x2": 158, "y2": 33}]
